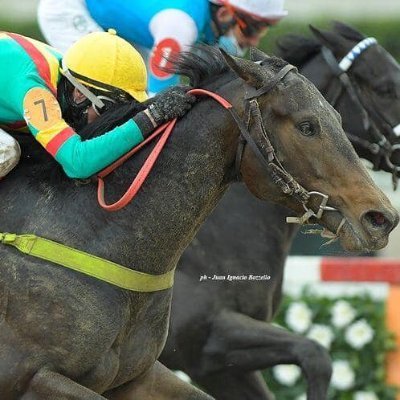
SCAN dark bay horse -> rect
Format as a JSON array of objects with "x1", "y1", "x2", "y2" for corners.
[
  {"x1": 0, "y1": 44, "x2": 397, "y2": 399},
  {"x1": 159, "y1": 23, "x2": 400, "y2": 400}
]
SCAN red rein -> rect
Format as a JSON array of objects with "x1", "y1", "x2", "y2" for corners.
[{"x1": 97, "y1": 89, "x2": 232, "y2": 211}]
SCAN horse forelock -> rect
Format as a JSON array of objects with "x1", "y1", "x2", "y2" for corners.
[{"x1": 260, "y1": 56, "x2": 290, "y2": 74}]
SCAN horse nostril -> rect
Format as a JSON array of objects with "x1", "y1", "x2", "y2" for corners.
[
  {"x1": 362, "y1": 210, "x2": 394, "y2": 234},
  {"x1": 368, "y1": 211, "x2": 387, "y2": 226}
]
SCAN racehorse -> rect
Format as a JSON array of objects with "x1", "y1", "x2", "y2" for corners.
[
  {"x1": 158, "y1": 23, "x2": 400, "y2": 400},
  {"x1": 0, "y1": 43, "x2": 397, "y2": 399}
]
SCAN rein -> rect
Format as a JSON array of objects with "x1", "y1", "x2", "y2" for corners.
[
  {"x1": 96, "y1": 89, "x2": 231, "y2": 212},
  {"x1": 98, "y1": 67, "x2": 342, "y2": 231},
  {"x1": 97, "y1": 121, "x2": 177, "y2": 211},
  {"x1": 320, "y1": 38, "x2": 400, "y2": 189}
]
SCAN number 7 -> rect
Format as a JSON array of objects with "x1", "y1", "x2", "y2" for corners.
[{"x1": 34, "y1": 99, "x2": 48, "y2": 122}]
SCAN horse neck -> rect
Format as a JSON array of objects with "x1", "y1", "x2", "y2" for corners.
[
  {"x1": 2, "y1": 79, "x2": 243, "y2": 275},
  {"x1": 89, "y1": 88, "x2": 242, "y2": 275}
]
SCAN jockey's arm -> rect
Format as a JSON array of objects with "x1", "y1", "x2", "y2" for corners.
[
  {"x1": 21, "y1": 87, "x2": 147, "y2": 179},
  {"x1": 148, "y1": 9, "x2": 198, "y2": 95},
  {"x1": 20, "y1": 84, "x2": 194, "y2": 179}
]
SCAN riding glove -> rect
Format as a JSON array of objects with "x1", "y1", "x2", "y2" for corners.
[{"x1": 133, "y1": 85, "x2": 196, "y2": 138}]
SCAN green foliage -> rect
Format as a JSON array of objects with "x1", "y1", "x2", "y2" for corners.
[
  {"x1": 263, "y1": 289, "x2": 399, "y2": 400},
  {"x1": 0, "y1": 20, "x2": 44, "y2": 41}
]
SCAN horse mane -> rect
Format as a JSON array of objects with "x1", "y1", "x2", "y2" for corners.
[
  {"x1": 79, "y1": 101, "x2": 146, "y2": 140},
  {"x1": 166, "y1": 44, "x2": 232, "y2": 87},
  {"x1": 277, "y1": 21, "x2": 365, "y2": 68},
  {"x1": 168, "y1": 44, "x2": 289, "y2": 85}
]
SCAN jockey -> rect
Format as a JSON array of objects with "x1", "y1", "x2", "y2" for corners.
[
  {"x1": 37, "y1": 0, "x2": 288, "y2": 95},
  {"x1": 0, "y1": 30, "x2": 195, "y2": 180}
]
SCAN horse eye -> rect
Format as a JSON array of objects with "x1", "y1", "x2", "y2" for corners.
[{"x1": 297, "y1": 121, "x2": 315, "y2": 136}]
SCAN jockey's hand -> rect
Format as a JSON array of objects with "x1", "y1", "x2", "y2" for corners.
[{"x1": 148, "y1": 85, "x2": 196, "y2": 125}]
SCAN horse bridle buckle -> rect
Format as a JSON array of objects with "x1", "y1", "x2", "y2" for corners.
[{"x1": 286, "y1": 191, "x2": 337, "y2": 225}]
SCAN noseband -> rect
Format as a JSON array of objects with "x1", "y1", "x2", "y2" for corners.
[
  {"x1": 232, "y1": 63, "x2": 342, "y2": 229},
  {"x1": 321, "y1": 37, "x2": 400, "y2": 189}
]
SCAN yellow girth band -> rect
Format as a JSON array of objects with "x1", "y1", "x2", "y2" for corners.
[{"x1": 0, "y1": 232, "x2": 174, "y2": 292}]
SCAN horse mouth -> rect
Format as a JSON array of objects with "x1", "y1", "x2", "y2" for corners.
[{"x1": 320, "y1": 211, "x2": 394, "y2": 252}]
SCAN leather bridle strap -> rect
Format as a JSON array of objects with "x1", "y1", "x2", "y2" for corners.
[
  {"x1": 245, "y1": 64, "x2": 296, "y2": 99},
  {"x1": 321, "y1": 47, "x2": 370, "y2": 131},
  {"x1": 235, "y1": 64, "x2": 296, "y2": 178},
  {"x1": 320, "y1": 41, "x2": 400, "y2": 189}
]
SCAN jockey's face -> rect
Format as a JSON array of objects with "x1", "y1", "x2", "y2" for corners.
[
  {"x1": 232, "y1": 23, "x2": 269, "y2": 48},
  {"x1": 72, "y1": 88, "x2": 98, "y2": 124},
  {"x1": 216, "y1": 6, "x2": 276, "y2": 49}
]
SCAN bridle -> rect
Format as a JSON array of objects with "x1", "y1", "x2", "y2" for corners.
[
  {"x1": 232, "y1": 63, "x2": 343, "y2": 228},
  {"x1": 97, "y1": 61, "x2": 344, "y2": 233},
  {"x1": 320, "y1": 37, "x2": 400, "y2": 189}
]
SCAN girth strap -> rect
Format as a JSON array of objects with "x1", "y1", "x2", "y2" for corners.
[{"x1": 0, "y1": 232, "x2": 175, "y2": 292}]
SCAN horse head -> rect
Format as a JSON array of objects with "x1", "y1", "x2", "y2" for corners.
[
  {"x1": 218, "y1": 48, "x2": 398, "y2": 252},
  {"x1": 278, "y1": 22, "x2": 400, "y2": 187}
]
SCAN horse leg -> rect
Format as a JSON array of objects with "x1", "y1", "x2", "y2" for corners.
[
  {"x1": 20, "y1": 368, "x2": 107, "y2": 399},
  {"x1": 194, "y1": 370, "x2": 276, "y2": 400},
  {"x1": 104, "y1": 361, "x2": 214, "y2": 400},
  {"x1": 198, "y1": 310, "x2": 332, "y2": 400}
]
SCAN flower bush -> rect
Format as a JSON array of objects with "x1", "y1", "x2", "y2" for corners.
[
  {"x1": 263, "y1": 290, "x2": 398, "y2": 400},
  {"x1": 285, "y1": 302, "x2": 313, "y2": 333}
]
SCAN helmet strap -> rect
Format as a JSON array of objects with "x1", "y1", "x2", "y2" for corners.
[
  {"x1": 60, "y1": 59, "x2": 106, "y2": 109},
  {"x1": 57, "y1": 76, "x2": 91, "y2": 131},
  {"x1": 92, "y1": 95, "x2": 116, "y2": 116}
]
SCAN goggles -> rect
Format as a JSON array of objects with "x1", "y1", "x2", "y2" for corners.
[
  {"x1": 60, "y1": 59, "x2": 131, "y2": 115},
  {"x1": 232, "y1": 11, "x2": 278, "y2": 37}
]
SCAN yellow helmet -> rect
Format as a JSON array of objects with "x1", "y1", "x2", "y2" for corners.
[{"x1": 62, "y1": 29, "x2": 148, "y2": 103}]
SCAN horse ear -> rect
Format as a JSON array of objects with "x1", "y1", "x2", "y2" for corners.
[
  {"x1": 332, "y1": 21, "x2": 365, "y2": 41},
  {"x1": 249, "y1": 47, "x2": 269, "y2": 62},
  {"x1": 309, "y1": 25, "x2": 350, "y2": 58},
  {"x1": 220, "y1": 48, "x2": 264, "y2": 88}
]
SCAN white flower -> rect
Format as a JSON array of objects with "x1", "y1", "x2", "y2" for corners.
[
  {"x1": 272, "y1": 364, "x2": 301, "y2": 386},
  {"x1": 307, "y1": 324, "x2": 335, "y2": 349},
  {"x1": 331, "y1": 360, "x2": 355, "y2": 390},
  {"x1": 285, "y1": 302, "x2": 313, "y2": 333},
  {"x1": 331, "y1": 300, "x2": 357, "y2": 328},
  {"x1": 354, "y1": 391, "x2": 379, "y2": 400},
  {"x1": 296, "y1": 395, "x2": 307, "y2": 400},
  {"x1": 345, "y1": 319, "x2": 374, "y2": 349},
  {"x1": 174, "y1": 370, "x2": 191, "y2": 383}
]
